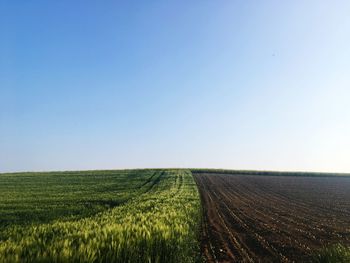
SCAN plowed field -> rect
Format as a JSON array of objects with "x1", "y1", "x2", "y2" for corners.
[{"x1": 194, "y1": 172, "x2": 350, "y2": 262}]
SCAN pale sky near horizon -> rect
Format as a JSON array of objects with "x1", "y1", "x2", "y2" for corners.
[{"x1": 1, "y1": 1, "x2": 350, "y2": 173}]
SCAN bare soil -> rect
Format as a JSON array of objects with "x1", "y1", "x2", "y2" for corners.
[{"x1": 193, "y1": 172, "x2": 350, "y2": 263}]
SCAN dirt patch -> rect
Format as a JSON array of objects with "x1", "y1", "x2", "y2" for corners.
[{"x1": 193, "y1": 172, "x2": 350, "y2": 262}]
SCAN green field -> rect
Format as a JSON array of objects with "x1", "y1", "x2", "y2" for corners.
[
  {"x1": 0, "y1": 169, "x2": 201, "y2": 263},
  {"x1": 1, "y1": 168, "x2": 349, "y2": 263}
]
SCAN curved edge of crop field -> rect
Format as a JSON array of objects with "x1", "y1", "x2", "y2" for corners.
[{"x1": 0, "y1": 169, "x2": 202, "y2": 263}]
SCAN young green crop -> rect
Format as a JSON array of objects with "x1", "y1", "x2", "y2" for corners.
[
  {"x1": 0, "y1": 169, "x2": 157, "y2": 227},
  {"x1": 313, "y1": 244, "x2": 350, "y2": 263},
  {"x1": 0, "y1": 169, "x2": 201, "y2": 263}
]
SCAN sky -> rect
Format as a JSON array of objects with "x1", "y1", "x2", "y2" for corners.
[{"x1": 1, "y1": 1, "x2": 350, "y2": 173}]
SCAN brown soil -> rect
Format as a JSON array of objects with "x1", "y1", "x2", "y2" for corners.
[{"x1": 193, "y1": 172, "x2": 350, "y2": 263}]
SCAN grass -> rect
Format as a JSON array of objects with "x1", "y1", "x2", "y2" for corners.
[
  {"x1": 0, "y1": 169, "x2": 201, "y2": 262},
  {"x1": 313, "y1": 244, "x2": 350, "y2": 263}
]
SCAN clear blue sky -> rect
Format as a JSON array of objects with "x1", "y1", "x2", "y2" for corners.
[{"x1": 1, "y1": 1, "x2": 350, "y2": 173}]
